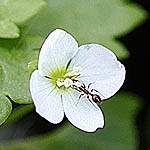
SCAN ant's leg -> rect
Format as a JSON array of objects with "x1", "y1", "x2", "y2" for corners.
[
  {"x1": 70, "y1": 74, "x2": 81, "y2": 80},
  {"x1": 75, "y1": 74, "x2": 81, "y2": 78},
  {"x1": 87, "y1": 95, "x2": 92, "y2": 103},
  {"x1": 87, "y1": 95, "x2": 99, "y2": 110},
  {"x1": 76, "y1": 93, "x2": 84, "y2": 106},
  {"x1": 87, "y1": 83, "x2": 92, "y2": 89},
  {"x1": 73, "y1": 79, "x2": 78, "y2": 83},
  {"x1": 91, "y1": 88, "x2": 98, "y2": 93},
  {"x1": 87, "y1": 82, "x2": 95, "y2": 89},
  {"x1": 91, "y1": 89, "x2": 105, "y2": 98},
  {"x1": 79, "y1": 93, "x2": 84, "y2": 100},
  {"x1": 81, "y1": 82, "x2": 86, "y2": 89}
]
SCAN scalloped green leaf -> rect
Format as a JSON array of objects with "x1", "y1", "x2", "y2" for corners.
[
  {"x1": 0, "y1": 34, "x2": 44, "y2": 104},
  {"x1": 26, "y1": 0, "x2": 148, "y2": 59},
  {"x1": 0, "y1": 92, "x2": 141, "y2": 150},
  {"x1": 0, "y1": 95, "x2": 12, "y2": 126},
  {"x1": 0, "y1": 0, "x2": 46, "y2": 38}
]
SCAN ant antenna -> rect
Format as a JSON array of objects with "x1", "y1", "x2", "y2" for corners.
[{"x1": 87, "y1": 82, "x2": 95, "y2": 89}]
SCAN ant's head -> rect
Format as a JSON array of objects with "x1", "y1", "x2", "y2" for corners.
[{"x1": 92, "y1": 94, "x2": 102, "y2": 104}]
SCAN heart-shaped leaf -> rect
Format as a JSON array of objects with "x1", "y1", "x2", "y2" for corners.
[{"x1": 0, "y1": 34, "x2": 44, "y2": 104}]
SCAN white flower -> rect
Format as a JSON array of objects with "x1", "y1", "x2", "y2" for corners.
[{"x1": 30, "y1": 29, "x2": 125, "y2": 132}]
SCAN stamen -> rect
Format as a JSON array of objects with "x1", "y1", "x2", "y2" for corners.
[
  {"x1": 65, "y1": 66, "x2": 82, "y2": 77},
  {"x1": 56, "y1": 80, "x2": 64, "y2": 87},
  {"x1": 64, "y1": 78, "x2": 73, "y2": 88},
  {"x1": 56, "y1": 66, "x2": 82, "y2": 89}
]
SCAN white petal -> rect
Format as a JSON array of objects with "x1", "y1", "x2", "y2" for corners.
[
  {"x1": 63, "y1": 90, "x2": 104, "y2": 132},
  {"x1": 30, "y1": 70, "x2": 64, "y2": 124},
  {"x1": 69, "y1": 44, "x2": 125, "y2": 99},
  {"x1": 38, "y1": 29, "x2": 78, "y2": 76}
]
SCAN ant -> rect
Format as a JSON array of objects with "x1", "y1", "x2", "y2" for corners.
[{"x1": 72, "y1": 80, "x2": 104, "y2": 105}]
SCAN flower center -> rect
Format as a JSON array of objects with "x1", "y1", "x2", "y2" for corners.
[{"x1": 49, "y1": 66, "x2": 82, "y2": 90}]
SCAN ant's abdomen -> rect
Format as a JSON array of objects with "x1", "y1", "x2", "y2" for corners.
[{"x1": 92, "y1": 94, "x2": 102, "y2": 104}]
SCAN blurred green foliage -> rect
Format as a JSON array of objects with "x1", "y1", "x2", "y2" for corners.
[
  {"x1": 0, "y1": 0, "x2": 148, "y2": 149},
  {"x1": 0, "y1": 0, "x2": 46, "y2": 38},
  {"x1": 25, "y1": 0, "x2": 147, "y2": 59},
  {"x1": 1, "y1": 104, "x2": 34, "y2": 129},
  {"x1": 0, "y1": 92, "x2": 142, "y2": 150}
]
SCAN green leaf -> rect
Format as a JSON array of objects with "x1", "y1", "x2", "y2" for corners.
[
  {"x1": 0, "y1": 64, "x2": 4, "y2": 84},
  {"x1": 0, "y1": 34, "x2": 44, "y2": 104},
  {"x1": 0, "y1": 92, "x2": 142, "y2": 150},
  {"x1": 0, "y1": 0, "x2": 46, "y2": 38},
  {"x1": 25, "y1": 0, "x2": 148, "y2": 60},
  {"x1": 0, "y1": 95, "x2": 12, "y2": 126}
]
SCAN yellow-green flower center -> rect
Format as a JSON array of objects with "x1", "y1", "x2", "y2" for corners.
[{"x1": 49, "y1": 66, "x2": 82, "y2": 90}]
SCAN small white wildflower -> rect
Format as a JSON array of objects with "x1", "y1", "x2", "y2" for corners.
[{"x1": 30, "y1": 29, "x2": 125, "y2": 132}]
